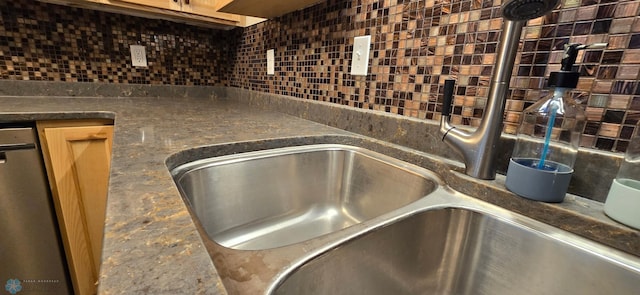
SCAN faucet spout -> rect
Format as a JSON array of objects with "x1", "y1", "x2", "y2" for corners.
[{"x1": 440, "y1": 20, "x2": 525, "y2": 180}]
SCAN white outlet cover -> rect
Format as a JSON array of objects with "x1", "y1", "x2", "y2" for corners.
[
  {"x1": 267, "y1": 49, "x2": 275, "y2": 75},
  {"x1": 350, "y1": 35, "x2": 371, "y2": 76},
  {"x1": 130, "y1": 45, "x2": 147, "y2": 67}
]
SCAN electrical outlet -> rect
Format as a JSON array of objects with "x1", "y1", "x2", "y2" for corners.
[
  {"x1": 350, "y1": 35, "x2": 371, "y2": 76},
  {"x1": 130, "y1": 45, "x2": 147, "y2": 67},
  {"x1": 267, "y1": 49, "x2": 275, "y2": 75}
]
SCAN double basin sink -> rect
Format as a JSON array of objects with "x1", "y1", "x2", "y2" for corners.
[{"x1": 170, "y1": 143, "x2": 640, "y2": 294}]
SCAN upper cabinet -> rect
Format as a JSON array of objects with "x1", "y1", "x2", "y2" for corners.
[
  {"x1": 40, "y1": 0, "x2": 322, "y2": 27},
  {"x1": 217, "y1": 0, "x2": 324, "y2": 18},
  {"x1": 114, "y1": 0, "x2": 243, "y2": 24},
  {"x1": 40, "y1": 0, "x2": 265, "y2": 28}
]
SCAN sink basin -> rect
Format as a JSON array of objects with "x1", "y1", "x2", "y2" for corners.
[
  {"x1": 171, "y1": 144, "x2": 440, "y2": 250},
  {"x1": 271, "y1": 207, "x2": 640, "y2": 295}
]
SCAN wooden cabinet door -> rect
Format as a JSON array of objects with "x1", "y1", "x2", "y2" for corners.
[
  {"x1": 112, "y1": 0, "x2": 181, "y2": 11},
  {"x1": 38, "y1": 122, "x2": 113, "y2": 295},
  {"x1": 180, "y1": 0, "x2": 242, "y2": 22},
  {"x1": 218, "y1": 0, "x2": 323, "y2": 18},
  {"x1": 113, "y1": 0, "x2": 242, "y2": 22},
  {"x1": 41, "y1": 0, "x2": 262, "y2": 27}
]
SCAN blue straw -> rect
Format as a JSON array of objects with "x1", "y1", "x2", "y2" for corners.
[{"x1": 537, "y1": 103, "x2": 558, "y2": 170}]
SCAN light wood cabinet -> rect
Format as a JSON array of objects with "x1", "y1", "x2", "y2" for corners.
[
  {"x1": 39, "y1": 0, "x2": 264, "y2": 28},
  {"x1": 114, "y1": 0, "x2": 244, "y2": 23},
  {"x1": 217, "y1": 0, "x2": 324, "y2": 18},
  {"x1": 37, "y1": 120, "x2": 114, "y2": 295}
]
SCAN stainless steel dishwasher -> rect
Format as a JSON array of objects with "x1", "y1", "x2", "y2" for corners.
[{"x1": 0, "y1": 125, "x2": 72, "y2": 294}]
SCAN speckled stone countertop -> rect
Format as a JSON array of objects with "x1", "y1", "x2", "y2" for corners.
[
  {"x1": 0, "y1": 95, "x2": 352, "y2": 294},
  {"x1": 1, "y1": 90, "x2": 638, "y2": 294}
]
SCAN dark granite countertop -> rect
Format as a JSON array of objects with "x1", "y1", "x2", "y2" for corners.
[
  {"x1": 0, "y1": 95, "x2": 351, "y2": 294},
  {"x1": 1, "y1": 91, "x2": 638, "y2": 294}
]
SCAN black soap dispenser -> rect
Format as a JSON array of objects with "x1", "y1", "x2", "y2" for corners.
[{"x1": 505, "y1": 43, "x2": 607, "y2": 202}]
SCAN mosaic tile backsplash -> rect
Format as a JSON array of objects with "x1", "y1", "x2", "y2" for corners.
[
  {"x1": 227, "y1": 0, "x2": 640, "y2": 153},
  {"x1": 0, "y1": 0, "x2": 234, "y2": 85},
  {"x1": 1, "y1": 0, "x2": 639, "y2": 153}
]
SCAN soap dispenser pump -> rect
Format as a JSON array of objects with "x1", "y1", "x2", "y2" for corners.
[{"x1": 505, "y1": 43, "x2": 607, "y2": 202}]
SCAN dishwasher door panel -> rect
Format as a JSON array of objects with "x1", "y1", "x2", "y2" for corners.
[{"x1": 0, "y1": 127, "x2": 72, "y2": 294}]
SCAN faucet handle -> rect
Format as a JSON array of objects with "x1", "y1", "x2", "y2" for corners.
[
  {"x1": 561, "y1": 43, "x2": 608, "y2": 71},
  {"x1": 442, "y1": 79, "x2": 455, "y2": 117}
]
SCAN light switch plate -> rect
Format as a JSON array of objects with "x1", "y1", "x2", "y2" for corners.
[
  {"x1": 350, "y1": 35, "x2": 371, "y2": 76},
  {"x1": 130, "y1": 45, "x2": 147, "y2": 67},
  {"x1": 267, "y1": 49, "x2": 275, "y2": 75}
]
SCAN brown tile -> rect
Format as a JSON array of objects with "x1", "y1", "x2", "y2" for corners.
[
  {"x1": 580, "y1": 135, "x2": 596, "y2": 148},
  {"x1": 524, "y1": 26, "x2": 542, "y2": 39},
  {"x1": 592, "y1": 19, "x2": 612, "y2": 34},
  {"x1": 595, "y1": 137, "x2": 615, "y2": 151},
  {"x1": 610, "y1": 17, "x2": 636, "y2": 34},
  {"x1": 578, "y1": 78, "x2": 598, "y2": 92},
  {"x1": 586, "y1": 107, "x2": 605, "y2": 121},
  {"x1": 575, "y1": 5, "x2": 597, "y2": 20},
  {"x1": 586, "y1": 34, "x2": 608, "y2": 44},
  {"x1": 597, "y1": 3, "x2": 616, "y2": 18},
  {"x1": 556, "y1": 23, "x2": 574, "y2": 37},
  {"x1": 607, "y1": 34, "x2": 630, "y2": 49},
  {"x1": 614, "y1": 1, "x2": 640, "y2": 18},
  {"x1": 632, "y1": 96, "x2": 640, "y2": 111},
  {"x1": 574, "y1": 22, "x2": 592, "y2": 35},
  {"x1": 608, "y1": 95, "x2": 631, "y2": 109},
  {"x1": 612, "y1": 81, "x2": 637, "y2": 95},
  {"x1": 505, "y1": 111, "x2": 521, "y2": 123},
  {"x1": 604, "y1": 110, "x2": 626, "y2": 124},
  {"x1": 620, "y1": 125, "x2": 636, "y2": 139},
  {"x1": 584, "y1": 121, "x2": 601, "y2": 135},
  {"x1": 563, "y1": 0, "x2": 581, "y2": 9},
  {"x1": 503, "y1": 123, "x2": 518, "y2": 134},
  {"x1": 623, "y1": 50, "x2": 640, "y2": 63},
  {"x1": 630, "y1": 34, "x2": 640, "y2": 49},
  {"x1": 626, "y1": 112, "x2": 640, "y2": 125},
  {"x1": 558, "y1": 8, "x2": 577, "y2": 22},
  {"x1": 615, "y1": 140, "x2": 629, "y2": 153},
  {"x1": 617, "y1": 66, "x2": 640, "y2": 79},
  {"x1": 597, "y1": 66, "x2": 618, "y2": 79},
  {"x1": 633, "y1": 17, "x2": 640, "y2": 32},
  {"x1": 599, "y1": 123, "x2": 621, "y2": 138},
  {"x1": 506, "y1": 100, "x2": 525, "y2": 111}
]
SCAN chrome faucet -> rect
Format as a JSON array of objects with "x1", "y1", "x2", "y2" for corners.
[{"x1": 439, "y1": 0, "x2": 560, "y2": 180}]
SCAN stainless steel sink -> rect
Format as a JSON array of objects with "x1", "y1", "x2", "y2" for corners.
[
  {"x1": 171, "y1": 144, "x2": 441, "y2": 250},
  {"x1": 271, "y1": 207, "x2": 640, "y2": 295}
]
